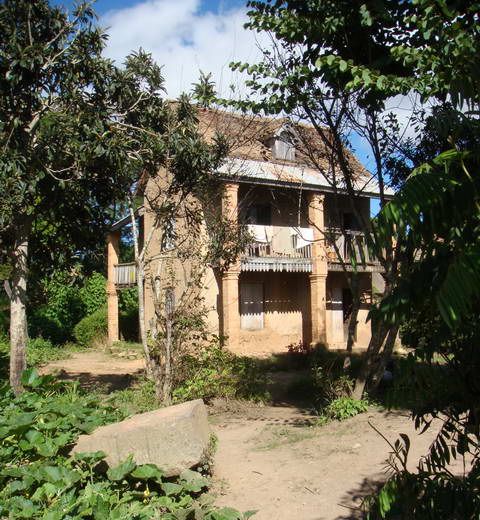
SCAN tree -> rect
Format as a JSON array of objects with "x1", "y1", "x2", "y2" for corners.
[
  {"x1": 0, "y1": 1, "x2": 209, "y2": 393},
  {"x1": 233, "y1": 0, "x2": 480, "y2": 515},
  {"x1": 125, "y1": 85, "x2": 251, "y2": 403},
  {"x1": 227, "y1": 0, "x2": 415, "y2": 395}
]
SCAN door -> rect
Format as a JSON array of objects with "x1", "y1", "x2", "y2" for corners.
[
  {"x1": 330, "y1": 286, "x2": 344, "y2": 343},
  {"x1": 240, "y1": 283, "x2": 264, "y2": 330}
]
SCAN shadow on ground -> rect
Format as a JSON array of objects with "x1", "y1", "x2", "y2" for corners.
[
  {"x1": 335, "y1": 477, "x2": 384, "y2": 519},
  {"x1": 52, "y1": 368, "x2": 145, "y2": 392}
]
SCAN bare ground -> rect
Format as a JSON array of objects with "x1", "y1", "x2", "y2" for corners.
[{"x1": 43, "y1": 351, "x2": 443, "y2": 520}]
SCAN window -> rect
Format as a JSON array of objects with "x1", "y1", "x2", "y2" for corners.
[
  {"x1": 273, "y1": 131, "x2": 295, "y2": 161},
  {"x1": 246, "y1": 204, "x2": 271, "y2": 225}
]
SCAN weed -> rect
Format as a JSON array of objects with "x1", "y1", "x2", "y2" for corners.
[
  {"x1": 107, "y1": 377, "x2": 158, "y2": 415},
  {"x1": 323, "y1": 396, "x2": 369, "y2": 421}
]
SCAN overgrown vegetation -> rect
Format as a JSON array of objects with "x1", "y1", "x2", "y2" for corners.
[
  {"x1": 0, "y1": 370, "x2": 252, "y2": 519},
  {"x1": 73, "y1": 307, "x2": 107, "y2": 348},
  {"x1": 0, "y1": 335, "x2": 81, "y2": 369},
  {"x1": 173, "y1": 343, "x2": 270, "y2": 404}
]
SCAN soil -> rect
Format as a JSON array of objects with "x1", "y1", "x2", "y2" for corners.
[
  {"x1": 40, "y1": 350, "x2": 144, "y2": 392},
  {"x1": 43, "y1": 351, "x2": 446, "y2": 520}
]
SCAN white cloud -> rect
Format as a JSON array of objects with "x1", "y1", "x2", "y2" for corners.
[{"x1": 101, "y1": 0, "x2": 267, "y2": 98}]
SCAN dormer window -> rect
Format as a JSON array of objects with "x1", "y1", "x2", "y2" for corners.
[{"x1": 273, "y1": 130, "x2": 295, "y2": 161}]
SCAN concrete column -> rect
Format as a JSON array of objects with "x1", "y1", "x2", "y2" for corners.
[
  {"x1": 107, "y1": 231, "x2": 120, "y2": 344},
  {"x1": 221, "y1": 270, "x2": 241, "y2": 348},
  {"x1": 221, "y1": 182, "x2": 240, "y2": 349},
  {"x1": 308, "y1": 192, "x2": 328, "y2": 346},
  {"x1": 222, "y1": 182, "x2": 239, "y2": 225}
]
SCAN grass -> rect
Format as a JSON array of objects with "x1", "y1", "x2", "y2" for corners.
[
  {"x1": 254, "y1": 424, "x2": 318, "y2": 451},
  {"x1": 105, "y1": 377, "x2": 158, "y2": 416},
  {"x1": 0, "y1": 335, "x2": 84, "y2": 369}
]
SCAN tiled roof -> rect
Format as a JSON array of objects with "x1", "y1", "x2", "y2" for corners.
[{"x1": 197, "y1": 108, "x2": 394, "y2": 197}]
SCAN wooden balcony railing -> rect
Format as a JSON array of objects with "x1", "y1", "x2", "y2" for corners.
[
  {"x1": 114, "y1": 262, "x2": 137, "y2": 286},
  {"x1": 243, "y1": 225, "x2": 313, "y2": 259},
  {"x1": 325, "y1": 229, "x2": 379, "y2": 266}
]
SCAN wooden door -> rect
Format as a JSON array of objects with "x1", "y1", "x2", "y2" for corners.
[
  {"x1": 240, "y1": 283, "x2": 264, "y2": 330},
  {"x1": 330, "y1": 286, "x2": 344, "y2": 343}
]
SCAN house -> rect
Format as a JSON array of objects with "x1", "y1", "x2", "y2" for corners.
[{"x1": 106, "y1": 109, "x2": 392, "y2": 355}]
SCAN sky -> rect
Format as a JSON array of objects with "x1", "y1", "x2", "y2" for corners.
[{"x1": 54, "y1": 0, "x2": 411, "y2": 210}]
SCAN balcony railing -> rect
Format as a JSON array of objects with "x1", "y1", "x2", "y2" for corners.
[
  {"x1": 325, "y1": 229, "x2": 381, "y2": 268},
  {"x1": 241, "y1": 225, "x2": 313, "y2": 272},
  {"x1": 114, "y1": 262, "x2": 137, "y2": 286}
]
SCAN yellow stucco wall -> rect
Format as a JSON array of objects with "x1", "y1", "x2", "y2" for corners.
[{"x1": 141, "y1": 177, "x2": 374, "y2": 354}]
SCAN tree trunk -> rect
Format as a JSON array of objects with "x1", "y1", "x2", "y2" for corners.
[
  {"x1": 369, "y1": 324, "x2": 399, "y2": 392},
  {"x1": 162, "y1": 309, "x2": 173, "y2": 405},
  {"x1": 352, "y1": 318, "x2": 389, "y2": 400},
  {"x1": 344, "y1": 274, "x2": 360, "y2": 372},
  {"x1": 129, "y1": 204, "x2": 153, "y2": 379},
  {"x1": 9, "y1": 215, "x2": 31, "y2": 395},
  {"x1": 136, "y1": 261, "x2": 153, "y2": 378}
]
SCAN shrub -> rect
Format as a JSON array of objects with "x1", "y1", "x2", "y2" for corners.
[
  {"x1": 119, "y1": 287, "x2": 139, "y2": 341},
  {"x1": 73, "y1": 306, "x2": 107, "y2": 347},
  {"x1": 324, "y1": 396, "x2": 368, "y2": 421},
  {"x1": 79, "y1": 271, "x2": 106, "y2": 315},
  {"x1": 173, "y1": 342, "x2": 269, "y2": 403},
  {"x1": 29, "y1": 271, "x2": 83, "y2": 343}
]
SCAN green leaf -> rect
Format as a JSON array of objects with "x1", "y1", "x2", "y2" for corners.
[
  {"x1": 161, "y1": 482, "x2": 184, "y2": 496},
  {"x1": 107, "y1": 456, "x2": 137, "y2": 481},
  {"x1": 131, "y1": 464, "x2": 163, "y2": 481}
]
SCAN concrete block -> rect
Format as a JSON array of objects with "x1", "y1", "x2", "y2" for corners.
[{"x1": 73, "y1": 399, "x2": 211, "y2": 476}]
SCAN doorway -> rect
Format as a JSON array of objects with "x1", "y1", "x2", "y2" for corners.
[{"x1": 240, "y1": 282, "x2": 264, "y2": 330}]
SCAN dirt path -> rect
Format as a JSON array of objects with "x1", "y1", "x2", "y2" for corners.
[
  {"x1": 42, "y1": 351, "x2": 440, "y2": 519},
  {"x1": 211, "y1": 406, "x2": 439, "y2": 520},
  {"x1": 41, "y1": 350, "x2": 144, "y2": 392}
]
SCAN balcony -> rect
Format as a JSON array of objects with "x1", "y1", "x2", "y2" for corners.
[
  {"x1": 325, "y1": 229, "x2": 382, "y2": 272},
  {"x1": 241, "y1": 225, "x2": 313, "y2": 273},
  {"x1": 114, "y1": 262, "x2": 137, "y2": 286}
]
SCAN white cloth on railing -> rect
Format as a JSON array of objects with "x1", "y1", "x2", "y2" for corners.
[
  {"x1": 247, "y1": 224, "x2": 272, "y2": 243},
  {"x1": 291, "y1": 227, "x2": 314, "y2": 249}
]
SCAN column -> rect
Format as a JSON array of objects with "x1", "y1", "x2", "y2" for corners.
[
  {"x1": 308, "y1": 192, "x2": 328, "y2": 346},
  {"x1": 106, "y1": 231, "x2": 120, "y2": 344},
  {"x1": 221, "y1": 270, "x2": 240, "y2": 348},
  {"x1": 221, "y1": 182, "x2": 240, "y2": 349}
]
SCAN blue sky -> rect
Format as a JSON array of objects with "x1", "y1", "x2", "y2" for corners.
[
  {"x1": 52, "y1": 0, "x2": 398, "y2": 208},
  {"x1": 55, "y1": 0, "x2": 244, "y2": 15}
]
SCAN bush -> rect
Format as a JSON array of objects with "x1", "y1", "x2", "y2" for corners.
[
  {"x1": 324, "y1": 396, "x2": 368, "y2": 421},
  {"x1": 29, "y1": 271, "x2": 83, "y2": 344},
  {"x1": 79, "y1": 272, "x2": 106, "y2": 315},
  {"x1": 119, "y1": 287, "x2": 139, "y2": 341},
  {"x1": 73, "y1": 306, "x2": 107, "y2": 347},
  {"x1": 173, "y1": 342, "x2": 269, "y2": 403}
]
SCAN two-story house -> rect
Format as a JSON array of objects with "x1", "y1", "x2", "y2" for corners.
[{"x1": 106, "y1": 110, "x2": 391, "y2": 355}]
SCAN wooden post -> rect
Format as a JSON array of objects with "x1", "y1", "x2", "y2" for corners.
[{"x1": 107, "y1": 231, "x2": 120, "y2": 344}]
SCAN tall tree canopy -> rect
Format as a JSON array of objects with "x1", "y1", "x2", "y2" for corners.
[
  {"x1": 235, "y1": 1, "x2": 480, "y2": 516},
  {"x1": 0, "y1": 0, "x2": 226, "y2": 393}
]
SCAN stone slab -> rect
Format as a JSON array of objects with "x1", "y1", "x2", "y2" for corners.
[{"x1": 73, "y1": 399, "x2": 211, "y2": 476}]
